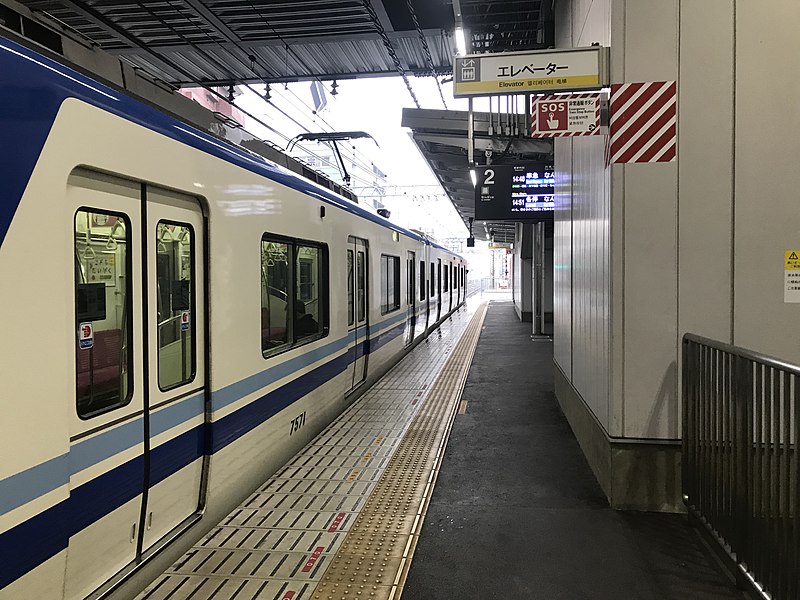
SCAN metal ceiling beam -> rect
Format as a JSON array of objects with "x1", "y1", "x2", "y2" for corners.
[
  {"x1": 152, "y1": 65, "x2": 448, "y2": 86},
  {"x1": 368, "y1": 0, "x2": 395, "y2": 32},
  {"x1": 413, "y1": 133, "x2": 551, "y2": 155},
  {"x1": 107, "y1": 28, "x2": 447, "y2": 51},
  {"x1": 180, "y1": 0, "x2": 244, "y2": 44}
]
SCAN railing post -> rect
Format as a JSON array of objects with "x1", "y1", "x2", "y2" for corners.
[
  {"x1": 682, "y1": 337, "x2": 693, "y2": 511},
  {"x1": 733, "y1": 353, "x2": 752, "y2": 580}
]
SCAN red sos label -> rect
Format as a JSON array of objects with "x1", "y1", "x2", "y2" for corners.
[{"x1": 539, "y1": 101, "x2": 568, "y2": 131}]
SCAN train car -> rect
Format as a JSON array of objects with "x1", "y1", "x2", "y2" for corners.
[{"x1": 0, "y1": 36, "x2": 466, "y2": 599}]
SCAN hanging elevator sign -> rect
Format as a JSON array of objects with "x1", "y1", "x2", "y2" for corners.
[
  {"x1": 454, "y1": 47, "x2": 609, "y2": 98},
  {"x1": 474, "y1": 164, "x2": 554, "y2": 221}
]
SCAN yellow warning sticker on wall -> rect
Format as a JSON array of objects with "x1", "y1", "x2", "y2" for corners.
[{"x1": 785, "y1": 251, "x2": 800, "y2": 302}]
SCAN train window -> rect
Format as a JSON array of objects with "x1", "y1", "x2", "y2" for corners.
[
  {"x1": 261, "y1": 239, "x2": 292, "y2": 355},
  {"x1": 347, "y1": 250, "x2": 354, "y2": 326},
  {"x1": 407, "y1": 252, "x2": 415, "y2": 305},
  {"x1": 296, "y1": 245, "x2": 323, "y2": 341},
  {"x1": 380, "y1": 254, "x2": 401, "y2": 314},
  {"x1": 357, "y1": 251, "x2": 366, "y2": 322},
  {"x1": 74, "y1": 209, "x2": 132, "y2": 419},
  {"x1": 156, "y1": 222, "x2": 196, "y2": 391},
  {"x1": 443, "y1": 263, "x2": 449, "y2": 292},
  {"x1": 419, "y1": 260, "x2": 426, "y2": 300},
  {"x1": 261, "y1": 235, "x2": 328, "y2": 358},
  {"x1": 430, "y1": 262, "x2": 435, "y2": 296}
]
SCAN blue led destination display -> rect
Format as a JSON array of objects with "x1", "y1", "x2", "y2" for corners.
[{"x1": 474, "y1": 164, "x2": 554, "y2": 221}]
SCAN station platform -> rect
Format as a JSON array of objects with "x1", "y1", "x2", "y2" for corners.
[{"x1": 137, "y1": 301, "x2": 744, "y2": 600}]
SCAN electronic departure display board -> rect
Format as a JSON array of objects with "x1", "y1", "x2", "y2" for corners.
[{"x1": 474, "y1": 164, "x2": 554, "y2": 221}]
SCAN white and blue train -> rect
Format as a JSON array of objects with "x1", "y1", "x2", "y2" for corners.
[{"x1": 0, "y1": 36, "x2": 466, "y2": 599}]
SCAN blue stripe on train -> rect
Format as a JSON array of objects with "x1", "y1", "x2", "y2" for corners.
[
  {"x1": 0, "y1": 318, "x2": 409, "y2": 589},
  {"x1": 0, "y1": 425, "x2": 205, "y2": 590},
  {"x1": 0, "y1": 319, "x2": 406, "y2": 520}
]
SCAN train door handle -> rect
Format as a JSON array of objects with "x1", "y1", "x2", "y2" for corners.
[
  {"x1": 130, "y1": 523, "x2": 137, "y2": 543},
  {"x1": 147, "y1": 511, "x2": 153, "y2": 530}
]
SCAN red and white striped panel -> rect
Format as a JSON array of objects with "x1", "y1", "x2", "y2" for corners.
[
  {"x1": 530, "y1": 93, "x2": 601, "y2": 137},
  {"x1": 609, "y1": 81, "x2": 676, "y2": 163}
]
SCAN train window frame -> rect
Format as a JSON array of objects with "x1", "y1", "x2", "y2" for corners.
[
  {"x1": 430, "y1": 262, "x2": 435, "y2": 297},
  {"x1": 261, "y1": 232, "x2": 329, "y2": 360},
  {"x1": 295, "y1": 243, "x2": 326, "y2": 343},
  {"x1": 356, "y1": 250, "x2": 366, "y2": 322},
  {"x1": 155, "y1": 219, "x2": 197, "y2": 393},
  {"x1": 380, "y1": 254, "x2": 401, "y2": 315},
  {"x1": 74, "y1": 207, "x2": 134, "y2": 420},
  {"x1": 406, "y1": 252, "x2": 415, "y2": 306},
  {"x1": 347, "y1": 249, "x2": 354, "y2": 326},
  {"x1": 419, "y1": 260, "x2": 426, "y2": 301}
]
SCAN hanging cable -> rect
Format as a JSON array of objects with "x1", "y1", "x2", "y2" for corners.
[
  {"x1": 358, "y1": 0, "x2": 420, "y2": 109},
  {"x1": 405, "y1": 0, "x2": 447, "y2": 109}
]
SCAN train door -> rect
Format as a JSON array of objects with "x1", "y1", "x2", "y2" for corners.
[
  {"x1": 405, "y1": 251, "x2": 416, "y2": 346},
  {"x1": 347, "y1": 237, "x2": 369, "y2": 391},
  {"x1": 66, "y1": 170, "x2": 145, "y2": 600},
  {"x1": 436, "y1": 259, "x2": 442, "y2": 321},
  {"x1": 447, "y1": 262, "x2": 453, "y2": 313},
  {"x1": 141, "y1": 186, "x2": 207, "y2": 551},
  {"x1": 429, "y1": 260, "x2": 435, "y2": 327},
  {"x1": 454, "y1": 264, "x2": 459, "y2": 307},
  {"x1": 457, "y1": 264, "x2": 462, "y2": 305}
]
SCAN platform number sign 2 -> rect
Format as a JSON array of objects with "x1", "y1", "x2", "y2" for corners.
[
  {"x1": 539, "y1": 101, "x2": 568, "y2": 132},
  {"x1": 480, "y1": 168, "x2": 495, "y2": 198}
]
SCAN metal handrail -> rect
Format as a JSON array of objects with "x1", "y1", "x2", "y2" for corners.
[
  {"x1": 682, "y1": 333, "x2": 799, "y2": 600},
  {"x1": 684, "y1": 333, "x2": 800, "y2": 377}
]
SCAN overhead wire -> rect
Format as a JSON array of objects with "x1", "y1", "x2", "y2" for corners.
[
  {"x1": 134, "y1": 0, "x2": 378, "y2": 187},
  {"x1": 94, "y1": 0, "x2": 435, "y2": 195},
  {"x1": 179, "y1": 0, "x2": 390, "y2": 184}
]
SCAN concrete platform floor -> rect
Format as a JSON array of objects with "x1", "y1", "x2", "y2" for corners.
[{"x1": 402, "y1": 301, "x2": 744, "y2": 600}]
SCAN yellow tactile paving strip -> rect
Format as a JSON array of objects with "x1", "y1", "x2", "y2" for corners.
[
  {"x1": 312, "y1": 302, "x2": 488, "y2": 600},
  {"x1": 137, "y1": 304, "x2": 483, "y2": 600}
]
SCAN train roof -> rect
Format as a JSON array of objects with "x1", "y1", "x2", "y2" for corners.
[{"x1": 0, "y1": 36, "x2": 463, "y2": 259}]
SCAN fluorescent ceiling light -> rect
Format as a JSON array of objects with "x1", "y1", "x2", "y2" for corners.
[{"x1": 455, "y1": 27, "x2": 467, "y2": 56}]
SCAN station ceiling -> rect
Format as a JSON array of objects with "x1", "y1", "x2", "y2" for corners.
[
  {"x1": 19, "y1": 0, "x2": 459, "y2": 86},
  {"x1": 17, "y1": 0, "x2": 552, "y2": 87}
]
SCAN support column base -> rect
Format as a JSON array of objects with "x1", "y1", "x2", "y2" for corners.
[{"x1": 553, "y1": 363, "x2": 683, "y2": 512}]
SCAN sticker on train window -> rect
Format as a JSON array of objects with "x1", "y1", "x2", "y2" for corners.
[{"x1": 78, "y1": 322, "x2": 94, "y2": 349}]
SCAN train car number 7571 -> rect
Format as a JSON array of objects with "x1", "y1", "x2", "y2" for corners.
[{"x1": 290, "y1": 411, "x2": 306, "y2": 436}]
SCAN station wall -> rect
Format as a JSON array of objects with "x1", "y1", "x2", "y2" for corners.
[
  {"x1": 553, "y1": 0, "x2": 613, "y2": 436},
  {"x1": 554, "y1": 0, "x2": 800, "y2": 509}
]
